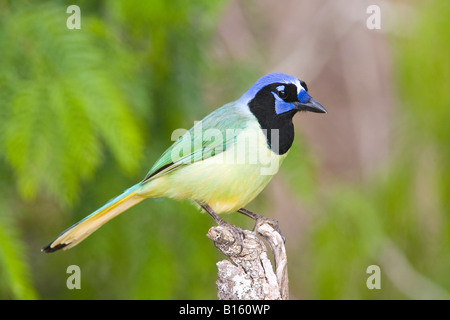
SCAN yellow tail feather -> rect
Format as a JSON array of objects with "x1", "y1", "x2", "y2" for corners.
[{"x1": 42, "y1": 188, "x2": 144, "y2": 253}]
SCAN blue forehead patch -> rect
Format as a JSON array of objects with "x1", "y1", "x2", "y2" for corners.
[
  {"x1": 298, "y1": 89, "x2": 310, "y2": 103},
  {"x1": 276, "y1": 85, "x2": 285, "y2": 92},
  {"x1": 238, "y1": 72, "x2": 300, "y2": 104}
]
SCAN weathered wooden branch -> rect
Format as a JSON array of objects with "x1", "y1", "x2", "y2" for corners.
[{"x1": 206, "y1": 220, "x2": 289, "y2": 300}]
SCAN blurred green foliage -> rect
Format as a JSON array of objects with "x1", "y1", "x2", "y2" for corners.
[
  {"x1": 291, "y1": 0, "x2": 450, "y2": 299},
  {"x1": 0, "y1": 0, "x2": 228, "y2": 299},
  {"x1": 0, "y1": 0, "x2": 449, "y2": 300}
]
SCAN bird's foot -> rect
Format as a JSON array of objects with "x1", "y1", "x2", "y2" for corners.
[
  {"x1": 213, "y1": 221, "x2": 245, "y2": 255},
  {"x1": 199, "y1": 202, "x2": 244, "y2": 253},
  {"x1": 237, "y1": 208, "x2": 286, "y2": 243}
]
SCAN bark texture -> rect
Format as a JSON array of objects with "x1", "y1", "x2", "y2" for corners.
[{"x1": 207, "y1": 220, "x2": 288, "y2": 300}]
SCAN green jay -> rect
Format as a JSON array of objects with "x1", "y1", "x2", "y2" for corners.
[{"x1": 42, "y1": 72, "x2": 326, "y2": 253}]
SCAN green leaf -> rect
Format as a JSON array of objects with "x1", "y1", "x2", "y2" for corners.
[{"x1": 0, "y1": 213, "x2": 38, "y2": 300}]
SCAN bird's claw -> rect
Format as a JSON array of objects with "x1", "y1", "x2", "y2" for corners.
[
  {"x1": 217, "y1": 220, "x2": 245, "y2": 254},
  {"x1": 255, "y1": 217, "x2": 286, "y2": 243}
]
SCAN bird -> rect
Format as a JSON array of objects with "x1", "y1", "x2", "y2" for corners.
[{"x1": 42, "y1": 72, "x2": 326, "y2": 253}]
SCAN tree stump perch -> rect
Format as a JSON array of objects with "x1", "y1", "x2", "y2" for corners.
[{"x1": 207, "y1": 220, "x2": 289, "y2": 300}]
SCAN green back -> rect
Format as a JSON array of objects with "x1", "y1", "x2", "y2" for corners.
[{"x1": 141, "y1": 102, "x2": 253, "y2": 182}]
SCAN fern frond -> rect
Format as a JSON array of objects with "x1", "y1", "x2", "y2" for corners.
[{"x1": 0, "y1": 3, "x2": 145, "y2": 205}]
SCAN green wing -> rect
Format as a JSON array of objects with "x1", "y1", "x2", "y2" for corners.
[{"x1": 142, "y1": 102, "x2": 252, "y2": 183}]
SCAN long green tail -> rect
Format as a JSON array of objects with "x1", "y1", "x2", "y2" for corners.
[{"x1": 42, "y1": 185, "x2": 144, "y2": 253}]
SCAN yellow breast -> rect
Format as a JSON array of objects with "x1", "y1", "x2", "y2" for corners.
[{"x1": 140, "y1": 124, "x2": 287, "y2": 213}]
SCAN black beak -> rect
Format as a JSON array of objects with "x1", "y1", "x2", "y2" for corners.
[{"x1": 294, "y1": 97, "x2": 327, "y2": 114}]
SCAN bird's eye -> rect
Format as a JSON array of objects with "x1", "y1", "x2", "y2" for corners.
[{"x1": 277, "y1": 90, "x2": 287, "y2": 100}]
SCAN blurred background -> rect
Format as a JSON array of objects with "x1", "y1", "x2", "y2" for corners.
[{"x1": 0, "y1": 0, "x2": 449, "y2": 299}]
